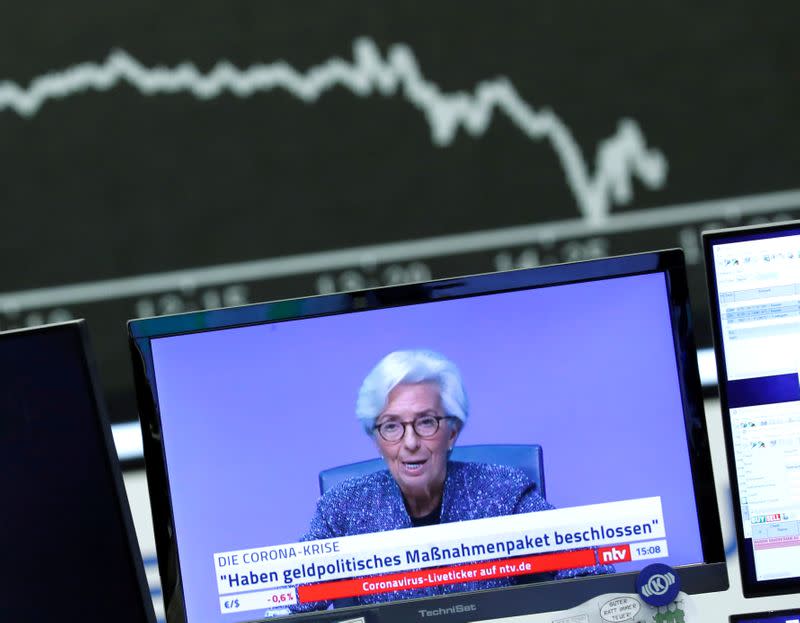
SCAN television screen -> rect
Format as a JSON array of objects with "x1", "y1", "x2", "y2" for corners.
[
  {"x1": 705, "y1": 221, "x2": 800, "y2": 598},
  {"x1": 0, "y1": 321, "x2": 155, "y2": 622},
  {"x1": 129, "y1": 250, "x2": 725, "y2": 623}
]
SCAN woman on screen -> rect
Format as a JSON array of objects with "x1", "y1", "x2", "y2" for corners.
[
  {"x1": 351, "y1": 349, "x2": 542, "y2": 524},
  {"x1": 293, "y1": 349, "x2": 612, "y2": 610}
]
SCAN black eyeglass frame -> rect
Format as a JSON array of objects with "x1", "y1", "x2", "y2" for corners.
[{"x1": 373, "y1": 414, "x2": 456, "y2": 442}]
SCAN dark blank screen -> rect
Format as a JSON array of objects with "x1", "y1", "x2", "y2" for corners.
[{"x1": 0, "y1": 324, "x2": 150, "y2": 622}]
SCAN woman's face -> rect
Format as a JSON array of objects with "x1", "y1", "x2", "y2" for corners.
[{"x1": 374, "y1": 382, "x2": 458, "y2": 508}]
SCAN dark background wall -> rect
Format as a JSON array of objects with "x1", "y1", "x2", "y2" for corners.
[{"x1": 1, "y1": 2, "x2": 798, "y2": 422}]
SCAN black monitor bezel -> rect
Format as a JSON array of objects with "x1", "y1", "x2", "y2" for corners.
[
  {"x1": 1, "y1": 320, "x2": 157, "y2": 623},
  {"x1": 704, "y1": 220, "x2": 800, "y2": 598},
  {"x1": 129, "y1": 249, "x2": 726, "y2": 623}
]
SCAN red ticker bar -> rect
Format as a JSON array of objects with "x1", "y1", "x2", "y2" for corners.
[{"x1": 297, "y1": 549, "x2": 597, "y2": 603}]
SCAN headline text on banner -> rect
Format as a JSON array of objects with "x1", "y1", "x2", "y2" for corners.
[
  {"x1": 297, "y1": 549, "x2": 597, "y2": 603},
  {"x1": 214, "y1": 496, "x2": 664, "y2": 595}
]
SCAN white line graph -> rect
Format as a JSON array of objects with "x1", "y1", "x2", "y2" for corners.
[{"x1": 0, "y1": 37, "x2": 667, "y2": 224}]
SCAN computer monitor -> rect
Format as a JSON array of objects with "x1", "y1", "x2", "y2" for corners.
[
  {"x1": 730, "y1": 609, "x2": 800, "y2": 623},
  {"x1": 129, "y1": 250, "x2": 726, "y2": 623},
  {"x1": 0, "y1": 320, "x2": 156, "y2": 622},
  {"x1": 704, "y1": 221, "x2": 800, "y2": 598}
]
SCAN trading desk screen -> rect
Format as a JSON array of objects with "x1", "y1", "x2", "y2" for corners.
[
  {"x1": 0, "y1": 3, "x2": 798, "y2": 423},
  {"x1": 731, "y1": 609, "x2": 800, "y2": 623},
  {"x1": 0, "y1": 322, "x2": 154, "y2": 622},
  {"x1": 707, "y1": 224, "x2": 800, "y2": 596},
  {"x1": 130, "y1": 252, "x2": 725, "y2": 623}
]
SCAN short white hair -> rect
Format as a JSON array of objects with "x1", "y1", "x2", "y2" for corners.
[{"x1": 356, "y1": 349, "x2": 469, "y2": 434}]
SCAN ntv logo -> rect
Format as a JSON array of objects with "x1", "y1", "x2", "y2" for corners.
[{"x1": 598, "y1": 544, "x2": 631, "y2": 563}]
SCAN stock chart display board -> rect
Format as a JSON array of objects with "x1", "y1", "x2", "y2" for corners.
[{"x1": 1, "y1": 2, "x2": 798, "y2": 422}]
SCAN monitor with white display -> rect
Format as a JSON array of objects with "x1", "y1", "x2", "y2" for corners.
[{"x1": 705, "y1": 221, "x2": 800, "y2": 598}]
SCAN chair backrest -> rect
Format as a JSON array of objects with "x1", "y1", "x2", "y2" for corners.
[{"x1": 318, "y1": 443, "x2": 545, "y2": 498}]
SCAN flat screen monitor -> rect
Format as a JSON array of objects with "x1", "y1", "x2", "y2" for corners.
[
  {"x1": 730, "y1": 609, "x2": 800, "y2": 623},
  {"x1": 704, "y1": 221, "x2": 800, "y2": 597},
  {"x1": 129, "y1": 250, "x2": 726, "y2": 623},
  {"x1": 0, "y1": 320, "x2": 156, "y2": 622}
]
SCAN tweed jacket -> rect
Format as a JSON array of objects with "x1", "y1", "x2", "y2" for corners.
[{"x1": 291, "y1": 461, "x2": 612, "y2": 611}]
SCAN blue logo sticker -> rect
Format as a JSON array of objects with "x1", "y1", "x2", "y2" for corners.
[{"x1": 635, "y1": 563, "x2": 680, "y2": 607}]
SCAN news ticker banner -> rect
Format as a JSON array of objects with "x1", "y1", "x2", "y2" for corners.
[{"x1": 213, "y1": 497, "x2": 669, "y2": 615}]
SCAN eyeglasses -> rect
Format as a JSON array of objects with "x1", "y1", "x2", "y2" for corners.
[{"x1": 373, "y1": 414, "x2": 452, "y2": 442}]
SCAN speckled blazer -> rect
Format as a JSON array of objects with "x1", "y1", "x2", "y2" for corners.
[{"x1": 292, "y1": 461, "x2": 613, "y2": 611}]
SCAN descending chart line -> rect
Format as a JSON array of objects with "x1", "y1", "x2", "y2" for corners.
[{"x1": 0, "y1": 37, "x2": 666, "y2": 224}]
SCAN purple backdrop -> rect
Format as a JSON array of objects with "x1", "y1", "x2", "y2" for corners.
[{"x1": 151, "y1": 273, "x2": 705, "y2": 623}]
